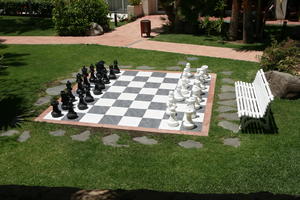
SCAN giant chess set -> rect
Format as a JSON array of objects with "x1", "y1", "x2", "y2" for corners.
[{"x1": 36, "y1": 60, "x2": 216, "y2": 136}]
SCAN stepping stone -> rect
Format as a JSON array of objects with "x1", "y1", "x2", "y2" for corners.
[
  {"x1": 46, "y1": 85, "x2": 66, "y2": 96},
  {"x1": 71, "y1": 130, "x2": 91, "y2": 142},
  {"x1": 166, "y1": 66, "x2": 181, "y2": 71},
  {"x1": 217, "y1": 106, "x2": 237, "y2": 113},
  {"x1": 34, "y1": 96, "x2": 51, "y2": 106},
  {"x1": 71, "y1": 72, "x2": 78, "y2": 77},
  {"x1": 49, "y1": 129, "x2": 65, "y2": 136},
  {"x1": 60, "y1": 78, "x2": 76, "y2": 84},
  {"x1": 136, "y1": 66, "x2": 155, "y2": 70},
  {"x1": 177, "y1": 61, "x2": 187, "y2": 65},
  {"x1": 223, "y1": 138, "x2": 240, "y2": 147},
  {"x1": 221, "y1": 85, "x2": 235, "y2": 92},
  {"x1": 186, "y1": 57, "x2": 199, "y2": 61},
  {"x1": 218, "y1": 100, "x2": 237, "y2": 106},
  {"x1": 221, "y1": 71, "x2": 233, "y2": 76},
  {"x1": 218, "y1": 92, "x2": 236, "y2": 100},
  {"x1": 222, "y1": 78, "x2": 234, "y2": 84},
  {"x1": 178, "y1": 140, "x2": 203, "y2": 149},
  {"x1": 218, "y1": 120, "x2": 239, "y2": 133},
  {"x1": 133, "y1": 136, "x2": 158, "y2": 145},
  {"x1": 17, "y1": 131, "x2": 31, "y2": 142},
  {"x1": 218, "y1": 113, "x2": 239, "y2": 121},
  {"x1": 0, "y1": 130, "x2": 19, "y2": 137},
  {"x1": 118, "y1": 65, "x2": 133, "y2": 69},
  {"x1": 102, "y1": 134, "x2": 129, "y2": 147}
]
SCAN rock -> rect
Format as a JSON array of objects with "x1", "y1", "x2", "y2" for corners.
[
  {"x1": 71, "y1": 130, "x2": 91, "y2": 142},
  {"x1": 265, "y1": 71, "x2": 300, "y2": 99},
  {"x1": 177, "y1": 61, "x2": 187, "y2": 65},
  {"x1": 102, "y1": 134, "x2": 128, "y2": 147},
  {"x1": 222, "y1": 78, "x2": 235, "y2": 84},
  {"x1": 71, "y1": 72, "x2": 78, "y2": 78},
  {"x1": 34, "y1": 96, "x2": 51, "y2": 106},
  {"x1": 136, "y1": 66, "x2": 155, "y2": 70},
  {"x1": 17, "y1": 131, "x2": 31, "y2": 142},
  {"x1": 133, "y1": 136, "x2": 158, "y2": 145},
  {"x1": 178, "y1": 140, "x2": 203, "y2": 149},
  {"x1": 218, "y1": 100, "x2": 237, "y2": 106},
  {"x1": 166, "y1": 66, "x2": 181, "y2": 71},
  {"x1": 223, "y1": 138, "x2": 240, "y2": 147},
  {"x1": 218, "y1": 113, "x2": 239, "y2": 121},
  {"x1": 217, "y1": 106, "x2": 237, "y2": 113},
  {"x1": 60, "y1": 78, "x2": 76, "y2": 84},
  {"x1": 49, "y1": 129, "x2": 65, "y2": 136},
  {"x1": 221, "y1": 71, "x2": 233, "y2": 76},
  {"x1": 221, "y1": 85, "x2": 235, "y2": 92},
  {"x1": 186, "y1": 57, "x2": 199, "y2": 61},
  {"x1": 46, "y1": 85, "x2": 66, "y2": 96},
  {"x1": 0, "y1": 130, "x2": 19, "y2": 136},
  {"x1": 86, "y1": 22, "x2": 104, "y2": 36},
  {"x1": 218, "y1": 92, "x2": 236, "y2": 100},
  {"x1": 218, "y1": 120, "x2": 239, "y2": 133}
]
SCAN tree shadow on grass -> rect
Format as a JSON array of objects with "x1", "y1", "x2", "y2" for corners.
[
  {"x1": 0, "y1": 16, "x2": 54, "y2": 35},
  {"x1": 0, "y1": 185, "x2": 298, "y2": 200},
  {"x1": 2, "y1": 52, "x2": 30, "y2": 67}
]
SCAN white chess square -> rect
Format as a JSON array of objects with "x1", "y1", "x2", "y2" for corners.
[
  {"x1": 106, "y1": 107, "x2": 128, "y2": 116},
  {"x1": 139, "y1": 88, "x2": 158, "y2": 95},
  {"x1": 44, "y1": 111, "x2": 66, "y2": 121},
  {"x1": 118, "y1": 93, "x2": 138, "y2": 100},
  {"x1": 107, "y1": 79, "x2": 117, "y2": 86},
  {"x1": 165, "y1": 73, "x2": 181, "y2": 79},
  {"x1": 143, "y1": 109, "x2": 165, "y2": 119},
  {"x1": 107, "y1": 86, "x2": 126, "y2": 93},
  {"x1": 79, "y1": 113, "x2": 104, "y2": 123},
  {"x1": 118, "y1": 75, "x2": 135, "y2": 81},
  {"x1": 147, "y1": 77, "x2": 164, "y2": 83},
  {"x1": 160, "y1": 83, "x2": 177, "y2": 90},
  {"x1": 118, "y1": 116, "x2": 141, "y2": 127},
  {"x1": 159, "y1": 119, "x2": 181, "y2": 130},
  {"x1": 130, "y1": 101, "x2": 151, "y2": 109},
  {"x1": 193, "y1": 113, "x2": 204, "y2": 123},
  {"x1": 136, "y1": 71, "x2": 153, "y2": 77},
  {"x1": 152, "y1": 95, "x2": 169, "y2": 103},
  {"x1": 74, "y1": 105, "x2": 93, "y2": 113},
  {"x1": 94, "y1": 98, "x2": 116, "y2": 106},
  {"x1": 127, "y1": 81, "x2": 145, "y2": 88}
]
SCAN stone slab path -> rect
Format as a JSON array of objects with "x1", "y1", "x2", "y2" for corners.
[
  {"x1": 0, "y1": 15, "x2": 262, "y2": 62},
  {"x1": 71, "y1": 130, "x2": 91, "y2": 142},
  {"x1": 178, "y1": 140, "x2": 203, "y2": 149},
  {"x1": 223, "y1": 138, "x2": 241, "y2": 147},
  {"x1": 133, "y1": 136, "x2": 158, "y2": 145},
  {"x1": 102, "y1": 134, "x2": 129, "y2": 147},
  {"x1": 0, "y1": 130, "x2": 19, "y2": 136},
  {"x1": 17, "y1": 131, "x2": 31, "y2": 142},
  {"x1": 49, "y1": 129, "x2": 65, "y2": 136}
]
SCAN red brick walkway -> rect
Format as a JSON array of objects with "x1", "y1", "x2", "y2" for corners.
[{"x1": 0, "y1": 15, "x2": 263, "y2": 62}]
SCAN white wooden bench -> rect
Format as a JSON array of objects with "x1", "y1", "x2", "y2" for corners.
[{"x1": 235, "y1": 69, "x2": 274, "y2": 131}]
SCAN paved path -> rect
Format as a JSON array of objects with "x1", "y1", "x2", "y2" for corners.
[{"x1": 0, "y1": 15, "x2": 262, "y2": 62}]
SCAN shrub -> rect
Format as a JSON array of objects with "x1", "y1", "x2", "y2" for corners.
[
  {"x1": 199, "y1": 16, "x2": 224, "y2": 35},
  {"x1": 0, "y1": 0, "x2": 53, "y2": 17},
  {"x1": 260, "y1": 39, "x2": 300, "y2": 75},
  {"x1": 52, "y1": 0, "x2": 109, "y2": 36},
  {"x1": 128, "y1": 0, "x2": 141, "y2": 6}
]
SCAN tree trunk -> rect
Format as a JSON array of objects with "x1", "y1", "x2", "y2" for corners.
[
  {"x1": 255, "y1": 0, "x2": 263, "y2": 40},
  {"x1": 243, "y1": 0, "x2": 253, "y2": 43},
  {"x1": 229, "y1": 0, "x2": 241, "y2": 40}
]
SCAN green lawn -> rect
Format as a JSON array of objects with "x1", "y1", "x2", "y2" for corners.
[
  {"x1": 0, "y1": 16, "x2": 127, "y2": 36},
  {"x1": 0, "y1": 44, "x2": 299, "y2": 194}
]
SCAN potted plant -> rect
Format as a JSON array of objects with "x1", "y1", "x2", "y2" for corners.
[{"x1": 127, "y1": 0, "x2": 143, "y2": 20}]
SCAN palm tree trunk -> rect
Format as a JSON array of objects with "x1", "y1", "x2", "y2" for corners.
[
  {"x1": 229, "y1": 0, "x2": 241, "y2": 40},
  {"x1": 243, "y1": 0, "x2": 253, "y2": 43}
]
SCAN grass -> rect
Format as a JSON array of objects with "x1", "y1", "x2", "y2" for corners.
[
  {"x1": 0, "y1": 15, "x2": 127, "y2": 36},
  {"x1": 152, "y1": 25, "x2": 300, "y2": 51},
  {"x1": 0, "y1": 44, "x2": 299, "y2": 194}
]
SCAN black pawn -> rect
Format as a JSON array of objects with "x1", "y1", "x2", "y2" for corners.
[
  {"x1": 76, "y1": 80, "x2": 85, "y2": 95},
  {"x1": 89, "y1": 65, "x2": 96, "y2": 83},
  {"x1": 60, "y1": 91, "x2": 69, "y2": 110},
  {"x1": 66, "y1": 81, "x2": 76, "y2": 102},
  {"x1": 85, "y1": 87, "x2": 94, "y2": 102},
  {"x1": 108, "y1": 65, "x2": 117, "y2": 80},
  {"x1": 113, "y1": 60, "x2": 120, "y2": 74},
  {"x1": 95, "y1": 76, "x2": 105, "y2": 90},
  {"x1": 67, "y1": 100, "x2": 78, "y2": 120},
  {"x1": 83, "y1": 75, "x2": 91, "y2": 89},
  {"x1": 51, "y1": 99, "x2": 62, "y2": 118},
  {"x1": 93, "y1": 82, "x2": 103, "y2": 95},
  {"x1": 66, "y1": 80, "x2": 72, "y2": 91},
  {"x1": 102, "y1": 72, "x2": 110, "y2": 84},
  {"x1": 81, "y1": 66, "x2": 88, "y2": 77},
  {"x1": 77, "y1": 92, "x2": 88, "y2": 110}
]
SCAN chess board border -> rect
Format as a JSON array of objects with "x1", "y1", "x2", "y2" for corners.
[{"x1": 35, "y1": 69, "x2": 217, "y2": 136}]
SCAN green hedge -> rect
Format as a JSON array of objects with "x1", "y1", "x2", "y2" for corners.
[{"x1": 0, "y1": 0, "x2": 53, "y2": 17}]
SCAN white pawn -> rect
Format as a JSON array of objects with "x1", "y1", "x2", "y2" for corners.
[
  {"x1": 166, "y1": 91, "x2": 175, "y2": 115},
  {"x1": 201, "y1": 65, "x2": 209, "y2": 79},
  {"x1": 186, "y1": 97, "x2": 197, "y2": 119},
  {"x1": 192, "y1": 86, "x2": 202, "y2": 109},
  {"x1": 174, "y1": 85, "x2": 185, "y2": 102},
  {"x1": 181, "y1": 78, "x2": 190, "y2": 97},
  {"x1": 167, "y1": 106, "x2": 179, "y2": 127},
  {"x1": 184, "y1": 63, "x2": 193, "y2": 78},
  {"x1": 183, "y1": 108, "x2": 195, "y2": 130}
]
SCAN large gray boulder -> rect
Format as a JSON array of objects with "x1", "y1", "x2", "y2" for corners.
[
  {"x1": 86, "y1": 22, "x2": 104, "y2": 36},
  {"x1": 265, "y1": 71, "x2": 300, "y2": 99}
]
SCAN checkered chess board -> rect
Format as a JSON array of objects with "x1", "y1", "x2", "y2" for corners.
[{"x1": 38, "y1": 70, "x2": 215, "y2": 135}]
